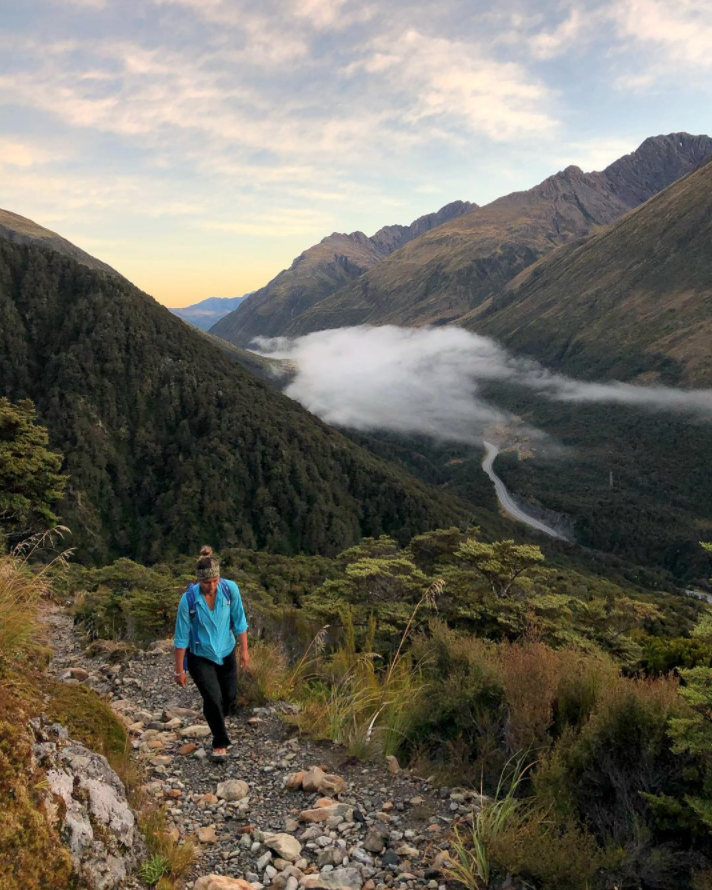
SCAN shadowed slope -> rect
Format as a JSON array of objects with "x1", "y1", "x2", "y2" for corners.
[
  {"x1": 468, "y1": 156, "x2": 712, "y2": 386},
  {"x1": 0, "y1": 235, "x2": 469, "y2": 562},
  {"x1": 284, "y1": 133, "x2": 712, "y2": 336},
  {"x1": 211, "y1": 201, "x2": 476, "y2": 347}
]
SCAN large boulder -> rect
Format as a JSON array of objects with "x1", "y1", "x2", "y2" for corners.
[
  {"x1": 31, "y1": 719, "x2": 145, "y2": 890},
  {"x1": 302, "y1": 766, "x2": 326, "y2": 792},
  {"x1": 286, "y1": 766, "x2": 348, "y2": 796},
  {"x1": 262, "y1": 832, "x2": 302, "y2": 861},
  {"x1": 195, "y1": 877, "x2": 255, "y2": 890},
  {"x1": 217, "y1": 778, "x2": 249, "y2": 801}
]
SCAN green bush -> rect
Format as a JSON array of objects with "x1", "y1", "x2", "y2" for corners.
[
  {"x1": 535, "y1": 677, "x2": 682, "y2": 845},
  {"x1": 640, "y1": 635, "x2": 712, "y2": 675}
]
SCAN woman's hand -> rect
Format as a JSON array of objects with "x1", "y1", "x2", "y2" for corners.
[
  {"x1": 175, "y1": 671, "x2": 187, "y2": 688},
  {"x1": 239, "y1": 650, "x2": 250, "y2": 672}
]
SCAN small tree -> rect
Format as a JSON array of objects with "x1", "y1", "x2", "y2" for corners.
[
  {"x1": 456, "y1": 538, "x2": 545, "y2": 599},
  {"x1": 0, "y1": 397, "x2": 68, "y2": 539}
]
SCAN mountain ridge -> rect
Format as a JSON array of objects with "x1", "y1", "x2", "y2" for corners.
[
  {"x1": 262, "y1": 133, "x2": 712, "y2": 339},
  {"x1": 465, "y1": 154, "x2": 712, "y2": 386},
  {"x1": 210, "y1": 200, "x2": 476, "y2": 347},
  {"x1": 0, "y1": 207, "x2": 118, "y2": 276},
  {"x1": 170, "y1": 294, "x2": 251, "y2": 330}
]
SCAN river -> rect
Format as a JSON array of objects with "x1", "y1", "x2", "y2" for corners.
[{"x1": 481, "y1": 441, "x2": 570, "y2": 541}]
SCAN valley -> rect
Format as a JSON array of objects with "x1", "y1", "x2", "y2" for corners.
[{"x1": 2, "y1": 119, "x2": 712, "y2": 890}]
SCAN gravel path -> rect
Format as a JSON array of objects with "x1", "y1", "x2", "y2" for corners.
[{"x1": 47, "y1": 608, "x2": 481, "y2": 890}]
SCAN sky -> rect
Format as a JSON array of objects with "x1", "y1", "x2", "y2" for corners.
[{"x1": 0, "y1": 0, "x2": 710, "y2": 307}]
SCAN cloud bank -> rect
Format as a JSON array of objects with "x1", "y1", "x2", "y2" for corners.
[{"x1": 256, "y1": 326, "x2": 712, "y2": 444}]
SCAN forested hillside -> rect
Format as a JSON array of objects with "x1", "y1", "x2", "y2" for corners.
[{"x1": 0, "y1": 237, "x2": 471, "y2": 562}]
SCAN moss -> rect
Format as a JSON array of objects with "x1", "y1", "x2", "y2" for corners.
[
  {"x1": 44, "y1": 680, "x2": 127, "y2": 760},
  {"x1": 0, "y1": 695, "x2": 73, "y2": 890}
]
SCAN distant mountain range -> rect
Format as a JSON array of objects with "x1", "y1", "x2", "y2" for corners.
[
  {"x1": 210, "y1": 200, "x2": 476, "y2": 347},
  {"x1": 169, "y1": 295, "x2": 252, "y2": 331},
  {"x1": 213, "y1": 133, "x2": 712, "y2": 353}
]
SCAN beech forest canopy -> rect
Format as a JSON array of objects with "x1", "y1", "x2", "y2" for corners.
[{"x1": 0, "y1": 239, "x2": 470, "y2": 562}]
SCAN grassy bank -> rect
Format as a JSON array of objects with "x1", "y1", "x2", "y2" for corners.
[{"x1": 0, "y1": 544, "x2": 193, "y2": 890}]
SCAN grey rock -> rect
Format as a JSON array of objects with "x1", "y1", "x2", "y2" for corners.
[
  {"x1": 364, "y1": 829, "x2": 386, "y2": 854},
  {"x1": 320, "y1": 867, "x2": 363, "y2": 890},
  {"x1": 382, "y1": 850, "x2": 400, "y2": 868},
  {"x1": 32, "y1": 719, "x2": 145, "y2": 889},
  {"x1": 318, "y1": 847, "x2": 344, "y2": 868},
  {"x1": 217, "y1": 778, "x2": 249, "y2": 801}
]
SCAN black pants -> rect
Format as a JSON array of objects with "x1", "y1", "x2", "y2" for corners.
[{"x1": 187, "y1": 646, "x2": 237, "y2": 749}]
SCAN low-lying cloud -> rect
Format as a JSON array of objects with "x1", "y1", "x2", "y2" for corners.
[{"x1": 255, "y1": 326, "x2": 712, "y2": 443}]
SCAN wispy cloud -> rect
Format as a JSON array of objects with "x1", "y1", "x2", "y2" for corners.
[
  {"x1": 1, "y1": 0, "x2": 709, "y2": 306},
  {"x1": 256, "y1": 326, "x2": 712, "y2": 444},
  {"x1": 346, "y1": 28, "x2": 557, "y2": 141},
  {"x1": 198, "y1": 207, "x2": 334, "y2": 236},
  {"x1": 529, "y1": 7, "x2": 589, "y2": 59},
  {"x1": 612, "y1": 0, "x2": 712, "y2": 69},
  {"x1": 0, "y1": 139, "x2": 46, "y2": 167}
]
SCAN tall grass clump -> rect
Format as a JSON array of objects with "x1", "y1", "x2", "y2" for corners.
[
  {"x1": 138, "y1": 807, "x2": 194, "y2": 890},
  {"x1": 447, "y1": 757, "x2": 613, "y2": 889},
  {"x1": 297, "y1": 580, "x2": 443, "y2": 757},
  {"x1": 447, "y1": 758, "x2": 531, "y2": 888},
  {"x1": 0, "y1": 529, "x2": 70, "y2": 675}
]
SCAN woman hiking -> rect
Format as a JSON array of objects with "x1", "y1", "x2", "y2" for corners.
[{"x1": 173, "y1": 546, "x2": 249, "y2": 763}]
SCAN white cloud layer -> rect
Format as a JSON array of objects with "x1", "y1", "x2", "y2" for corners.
[{"x1": 255, "y1": 326, "x2": 712, "y2": 444}]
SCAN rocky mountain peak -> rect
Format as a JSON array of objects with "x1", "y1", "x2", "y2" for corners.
[
  {"x1": 603, "y1": 131, "x2": 712, "y2": 206},
  {"x1": 210, "y1": 199, "x2": 477, "y2": 347}
]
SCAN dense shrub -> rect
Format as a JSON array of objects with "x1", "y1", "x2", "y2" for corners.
[
  {"x1": 534, "y1": 677, "x2": 685, "y2": 854},
  {"x1": 640, "y1": 635, "x2": 712, "y2": 675}
]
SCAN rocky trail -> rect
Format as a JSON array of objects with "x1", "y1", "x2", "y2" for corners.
[{"x1": 45, "y1": 608, "x2": 482, "y2": 890}]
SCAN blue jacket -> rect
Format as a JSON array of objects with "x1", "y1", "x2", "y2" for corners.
[{"x1": 173, "y1": 579, "x2": 248, "y2": 665}]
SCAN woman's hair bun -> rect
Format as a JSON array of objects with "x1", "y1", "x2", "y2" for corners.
[{"x1": 199, "y1": 545, "x2": 213, "y2": 558}]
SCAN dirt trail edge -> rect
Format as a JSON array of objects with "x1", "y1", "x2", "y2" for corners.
[{"x1": 46, "y1": 607, "x2": 483, "y2": 890}]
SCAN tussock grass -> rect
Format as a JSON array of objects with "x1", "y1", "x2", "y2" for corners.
[
  {"x1": 447, "y1": 758, "x2": 532, "y2": 889},
  {"x1": 295, "y1": 581, "x2": 442, "y2": 757},
  {"x1": 139, "y1": 807, "x2": 195, "y2": 887}
]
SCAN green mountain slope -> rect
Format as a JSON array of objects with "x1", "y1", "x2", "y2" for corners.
[
  {"x1": 280, "y1": 133, "x2": 712, "y2": 337},
  {"x1": 195, "y1": 328, "x2": 292, "y2": 385},
  {"x1": 467, "y1": 156, "x2": 712, "y2": 386},
  {"x1": 211, "y1": 201, "x2": 476, "y2": 347},
  {"x1": 0, "y1": 236, "x2": 470, "y2": 562},
  {"x1": 0, "y1": 207, "x2": 118, "y2": 275}
]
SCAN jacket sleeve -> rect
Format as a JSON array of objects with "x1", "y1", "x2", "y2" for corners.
[
  {"x1": 174, "y1": 593, "x2": 191, "y2": 649},
  {"x1": 229, "y1": 582, "x2": 248, "y2": 636}
]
